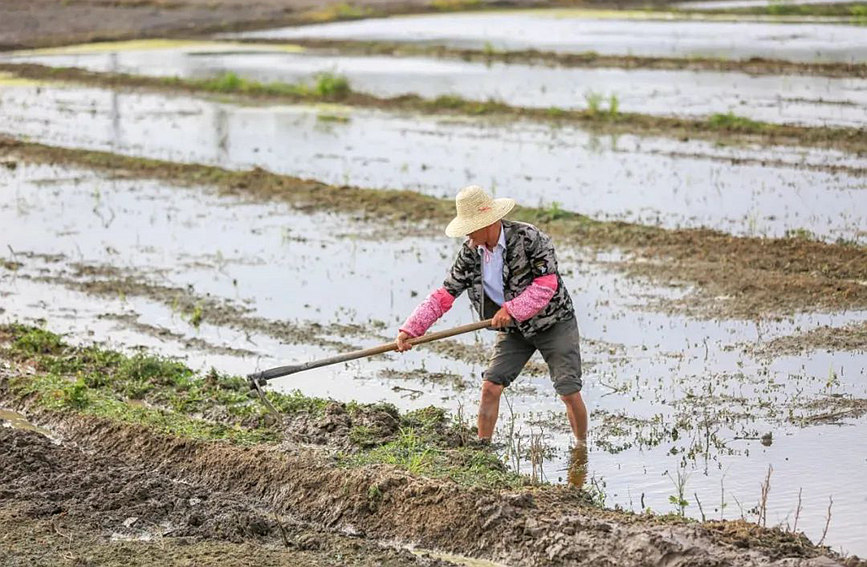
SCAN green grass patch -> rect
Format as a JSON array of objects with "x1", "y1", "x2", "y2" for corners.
[
  {"x1": 707, "y1": 111, "x2": 767, "y2": 132},
  {"x1": 340, "y1": 426, "x2": 526, "y2": 489},
  {"x1": 429, "y1": 0, "x2": 482, "y2": 10},
  {"x1": 1, "y1": 323, "x2": 529, "y2": 490},
  {"x1": 1, "y1": 324, "x2": 314, "y2": 426},
  {"x1": 306, "y1": 2, "x2": 374, "y2": 22},
  {"x1": 8, "y1": 372, "x2": 275, "y2": 444},
  {"x1": 9, "y1": 324, "x2": 66, "y2": 356},
  {"x1": 179, "y1": 71, "x2": 352, "y2": 101}
]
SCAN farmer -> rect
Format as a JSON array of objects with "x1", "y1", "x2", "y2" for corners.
[{"x1": 396, "y1": 185, "x2": 587, "y2": 444}]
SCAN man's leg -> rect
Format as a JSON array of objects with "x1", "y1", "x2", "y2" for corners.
[
  {"x1": 535, "y1": 318, "x2": 586, "y2": 443},
  {"x1": 477, "y1": 381, "x2": 504, "y2": 441},
  {"x1": 561, "y1": 391, "x2": 588, "y2": 442},
  {"x1": 479, "y1": 331, "x2": 535, "y2": 441}
]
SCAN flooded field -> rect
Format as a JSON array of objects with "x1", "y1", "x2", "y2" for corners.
[
  {"x1": 2, "y1": 3, "x2": 866, "y2": 565},
  {"x1": 5, "y1": 40, "x2": 867, "y2": 127},
  {"x1": 1, "y1": 81, "x2": 864, "y2": 243},
  {"x1": 2, "y1": 159, "x2": 866, "y2": 557},
  {"x1": 231, "y1": 10, "x2": 867, "y2": 63}
]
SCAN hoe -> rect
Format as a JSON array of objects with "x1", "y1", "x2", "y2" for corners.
[{"x1": 247, "y1": 319, "x2": 493, "y2": 413}]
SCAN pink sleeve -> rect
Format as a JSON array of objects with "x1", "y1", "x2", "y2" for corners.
[
  {"x1": 400, "y1": 287, "x2": 456, "y2": 338},
  {"x1": 504, "y1": 275, "x2": 558, "y2": 322}
]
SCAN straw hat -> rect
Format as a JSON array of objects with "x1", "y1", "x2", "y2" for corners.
[{"x1": 445, "y1": 185, "x2": 516, "y2": 237}]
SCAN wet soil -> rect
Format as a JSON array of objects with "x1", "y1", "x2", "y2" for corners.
[
  {"x1": 0, "y1": 0, "x2": 644, "y2": 52},
  {"x1": 2, "y1": 62, "x2": 865, "y2": 156},
  {"x1": 1, "y1": 397, "x2": 858, "y2": 567},
  {"x1": 0, "y1": 0, "x2": 444, "y2": 51},
  {"x1": 3, "y1": 321, "x2": 867, "y2": 562},
  {"x1": 3, "y1": 138, "x2": 866, "y2": 321},
  {"x1": 256, "y1": 38, "x2": 867, "y2": 79},
  {"x1": 0, "y1": 426, "x2": 455, "y2": 567},
  {"x1": 755, "y1": 320, "x2": 867, "y2": 357}
]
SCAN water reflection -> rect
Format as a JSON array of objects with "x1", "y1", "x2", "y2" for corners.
[{"x1": 568, "y1": 442, "x2": 588, "y2": 488}]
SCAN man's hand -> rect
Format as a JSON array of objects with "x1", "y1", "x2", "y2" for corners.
[
  {"x1": 491, "y1": 306, "x2": 513, "y2": 329},
  {"x1": 395, "y1": 331, "x2": 413, "y2": 352}
]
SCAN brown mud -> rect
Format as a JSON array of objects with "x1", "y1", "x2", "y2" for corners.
[
  {"x1": 258, "y1": 38, "x2": 867, "y2": 79},
  {"x1": 754, "y1": 320, "x2": 867, "y2": 357},
  {"x1": 2, "y1": 62, "x2": 865, "y2": 156},
  {"x1": 0, "y1": 381, "x2": 860, "y2": 567},
  {"x1": 3, "y1": 138, "x2": 867, "y2": 321},
  {"x1": 0, "y1": 0, "x2": 649, "y2": 52},
  {"x1": 0, "y1": 426, "x2": 456, "y2": 567}
]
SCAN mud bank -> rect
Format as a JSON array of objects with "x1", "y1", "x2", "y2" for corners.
[
  {"x1": 0, "y1": 330, "x2": 860, "y2": 567},
  {"x1": 230, "y1": 9, "x2": 867, "y2": 64},
  {"x1": 0, "y1": 427, "x2": 457, "y2": 567},
  {"x1": 3, "y1": 138, "x2": 866, "y2": 320},
  {"x1": 0, "y1": 0, "x2": 561, "y2": 51},
  {"x1": 239, "y1": 37, "x2": 867, "y2": 79}
]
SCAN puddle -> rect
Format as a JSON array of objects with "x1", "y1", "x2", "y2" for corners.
[
  {"x1": 0, "y1": 82, "x2": 864, "y2": 243},
  {"x1": 5, "y1": 42, "x2": 867, "y2": 127},
  {"x1": 0, "y1": 408, "x2": 54, "y2": 439},
  {"x1": 1, "y1": 160, "x2": 866, "y2": 556},
  {"x1": 228, "y1": 10, "x2": 867, "y2": 64}
]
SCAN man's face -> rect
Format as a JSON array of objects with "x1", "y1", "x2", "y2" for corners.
[{"x1": 467, "y1": 225, "x2": 489, "y2": 249}]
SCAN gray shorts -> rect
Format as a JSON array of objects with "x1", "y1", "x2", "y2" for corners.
[{"x1": 483, "y1": 317, "x2": 582, "y2": 396}]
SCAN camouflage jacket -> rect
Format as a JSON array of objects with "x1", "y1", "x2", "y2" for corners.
[{"x1": 443, "y1": 220, "x2": 574, "y2": 337}]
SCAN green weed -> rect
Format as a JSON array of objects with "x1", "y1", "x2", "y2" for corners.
[{"x1": 708, "y1": 111, "x2": 766, "y2": 132}]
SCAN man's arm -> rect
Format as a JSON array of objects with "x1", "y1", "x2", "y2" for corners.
[
  {"x1": 396, "y1": 244, "x2": 476, "y2": 350},
  {"x1": 503, "y1": 229, "x2": 560, "y2": 322}
]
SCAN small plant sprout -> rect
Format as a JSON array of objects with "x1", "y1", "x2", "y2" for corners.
[
  {"x1": 667, "y1": 469, "x2": 691, "y2": 516},
  {"x1": 585, "y1": 90, "x2": 604, "y2": 115}
]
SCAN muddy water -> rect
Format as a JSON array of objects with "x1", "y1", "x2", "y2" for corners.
[
  {"x1": 0, "y1": 82, "x2": 864, "y2": 243},
  {"x1": 6, "y1": 41, "x2": 867, "y2": 127},
  {"x1": 1, "y1": 161, "x2": 866, "y2": 556},
  {"x1": 230, "y1": 10, "x2": 867, "y2": 64},
  {"x1": 0, "y1": 408, "x2": 54, "y2": 439}
]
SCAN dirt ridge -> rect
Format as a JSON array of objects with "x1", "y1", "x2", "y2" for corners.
[{"x1": 0, "y1": 389, "x2": 854, "y2": 566}]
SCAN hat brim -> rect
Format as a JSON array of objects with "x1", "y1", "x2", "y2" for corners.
[{"x1": 444, "y1": 198, "x2": 516, "y2": 237}]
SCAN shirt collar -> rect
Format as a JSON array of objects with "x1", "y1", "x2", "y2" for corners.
[{"x1": 477, "y1": 222, "x2": 506, "y2": 255}]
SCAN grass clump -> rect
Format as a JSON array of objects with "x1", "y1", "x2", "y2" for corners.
[
  {"x1": 341, "y1": 426, "x2": 526, "y2": 489},
  {"x1": 430, "y1": 0, "x2": 482, "y2": 10},
  {"x1": 307, "y1": 2, "x2": 373, "y2": 22},
  {"x1": 314, "y1": 72, "x2": 351, "y2": 98},
  {"x1": 187, "y1": 71, "x2": 352, "y2": 101},
  {"x1": 584, "y1": 91, "x2": 620, "y2": 119},
  {"x1": 10, "y1": 372, "x2": 275, "y2": 444},
  {"x1": 708, "y1": 111, "x2": 766, "y2": 132},
  {"x1": 585, "y1": 90, "x2": 604, "y2": 115},
  {"x1": 9, "y1": 324, "x2": 65, "y2": 356},
  {"x1": 1, "y1": 324, "x2": 307, "y2": 425},
  {"x1": 427, "y1": 94, "x2": 507, "y2": 115}
]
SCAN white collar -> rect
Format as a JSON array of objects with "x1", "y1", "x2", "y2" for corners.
[{"x1": 477, "y1": 223, "x2": 506, "y2": 255}]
